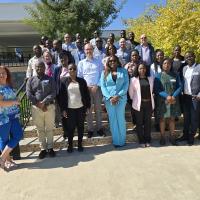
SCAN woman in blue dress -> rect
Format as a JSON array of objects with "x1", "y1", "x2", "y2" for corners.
[
  {"x1": 100, "y1": 55, "x2": 129, "y2": 147},
  {"x1": 0, "y1": 66, "x2": 23, "y2": 171}
]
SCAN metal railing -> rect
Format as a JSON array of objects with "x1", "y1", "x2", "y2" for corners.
[
  {"x1": 16, "y1": 80, "x2": 32, "y2": 130},
  {"x1": 0, "y1": 52, "x2": 32, "y2": 67}
]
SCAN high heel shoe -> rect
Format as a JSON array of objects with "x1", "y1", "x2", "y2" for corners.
[{"x1": 0, "y1": 157, "x2": 9, "y2": 172}]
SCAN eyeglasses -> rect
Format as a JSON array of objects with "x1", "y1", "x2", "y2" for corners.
[
  {"x1": 140, "y1": 37, "x2": 146, "y2": 39},
  {"x1": 68, "y1": 68, "x2": 76, "y2": 71}
]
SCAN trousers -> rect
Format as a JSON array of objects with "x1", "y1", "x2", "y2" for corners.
[{"x1": 0, "y1": 117, "x2": 23, "y2": 151}]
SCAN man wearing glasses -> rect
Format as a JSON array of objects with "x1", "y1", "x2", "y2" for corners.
[
  {"x1": 135, "y1": 34, "x2": 155, "y2": 75},
  {"x1": 77, "y1": 43, "x2": 105, "y2": 138}
]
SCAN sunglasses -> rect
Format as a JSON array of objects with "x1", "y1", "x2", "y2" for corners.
[
  {"x1": 68, "y1": 68, "x2": 76, "y2": 71},
  {"x1": 109, "y1": 60, "x2": 117, "y2": 63}
]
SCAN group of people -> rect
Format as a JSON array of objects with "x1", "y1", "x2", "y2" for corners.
[{"x1": 0, "y1": 29, "x2": 200, "y2": 172}]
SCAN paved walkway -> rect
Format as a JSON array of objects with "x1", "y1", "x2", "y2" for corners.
[{"x1": 1, "y1": 143, "x2": 200, "y2": 200}]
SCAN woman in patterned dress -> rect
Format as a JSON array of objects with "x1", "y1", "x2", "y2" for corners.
[{"x1": 0, "y1": 66, "x2": 23, "y2": 171}]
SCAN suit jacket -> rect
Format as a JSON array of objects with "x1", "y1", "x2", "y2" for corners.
[
  {"x1": 135, "y1": 43, "x2": 155, "y2": 65},
  {"x1": 129, "y1": 76, "x2": 155, "y2": 111},
  {"x1": 183, "y1": 63, "x2": 200, "y2": 108},
  {"x1": 183, "y1": 63, "x2": 200, "y2": 97},
  {"x1": 58, "y1": 76, "x2": 91, "y2": 112},
  {"x1": 100, "y1": 67, "x2": 129, "y2": 102}
]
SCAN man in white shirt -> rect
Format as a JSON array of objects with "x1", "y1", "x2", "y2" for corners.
[
  {"x1": 26, "y1": 45, "x2": 43, "y2": 78},
  {"x1": 177, "y1": 51, "x2": 200, "y2": 145},
  {"x1": 77, "y1": 43, "x2": 105, "y2": 137}
]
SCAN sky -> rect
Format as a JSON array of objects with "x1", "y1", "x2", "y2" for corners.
[{"x1": 0, "y1": 0, "x2": 165, "y2": 30}]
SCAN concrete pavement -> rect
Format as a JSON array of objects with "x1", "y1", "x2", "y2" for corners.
[{"x1": 1, "y1": 143, "x2": 200, "y2": 200}]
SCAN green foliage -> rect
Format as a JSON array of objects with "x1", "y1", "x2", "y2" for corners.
[
  {"x1": 127, "y1": 0, "x2": 200, "y2": 61},
  {"x1": 24, "y1": 0, "x2": 125, "y2": 40}
]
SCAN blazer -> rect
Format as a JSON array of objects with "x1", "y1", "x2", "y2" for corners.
[
  {"x1": 183, "y1": 63, "x2": 200, "y2": 97},
  {"x1": 135, "y1": 43, "x2": 155, "y2": 65},
  {"x1": 100, "y1": 67, "x2": 129, "y2": 102},
  {"x1": 129, "y1": 76, "x2": 155, "y2": 111},
  {"x1": 154, "y1": 72, "x2": 182, "y2": 99},
  {"x1": 58, "y1": 76, "x2": 91, "y2": 113}
]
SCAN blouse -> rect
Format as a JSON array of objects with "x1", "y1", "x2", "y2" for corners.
[{"x1": 0, "y1": 85, "x2": 20, "y2": 125}]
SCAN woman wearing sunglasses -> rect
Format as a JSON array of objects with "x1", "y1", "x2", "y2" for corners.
[
  {"x1": 58, "y1": 63, "x2": 91, "y2": 152},
  {"x1": 100, "y1": 55, "x2": 129, "y2": 147},
  {"x1": 0, "y1": 66, "x2": 23, "y2": 171}
]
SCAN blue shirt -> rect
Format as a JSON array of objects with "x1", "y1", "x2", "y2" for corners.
[
  {"x1": 72, "y1": 49, "x2": 86, "y2": 66},
  {"x1": 93, "y1": 47, "x2": 106, "y2": 61},
  {"x1": 116, "y1": 48, "x2": 131, "y2": 66},
  {"x1": 62, "y1": 43, "x2": 76, "y2": 52},
  {"x1": 77, "y1": 57, "x2": 103, "y2": 86},
  {"x1": 0, "y1": 85, "x2": 20, "y2": 125}
]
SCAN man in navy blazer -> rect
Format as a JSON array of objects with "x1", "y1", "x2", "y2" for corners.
[{"x1": 177, "y1": 51, "x2": 200, "y2": 145}]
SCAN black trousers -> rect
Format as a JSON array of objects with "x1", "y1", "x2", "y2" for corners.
[
  {"x1": 127, "y1": 100, "x2": 136, "y2": 125},
  {"x1": 183, "y1": 95, "x2": 200, "y2": 137},
  {"x1": 134, "y1": 101, "x2": 152, "y2": 144},
  {"x1": 62, "y1": 107, "x2": 86, "y2": 146}
]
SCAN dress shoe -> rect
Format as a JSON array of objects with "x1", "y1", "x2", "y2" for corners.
[
  {"x1": 87, "y1": 131, "x2": 94, "y2": 138},
  {"x1": 145, "y1": 143, "x2": 151, "y2": 147},
  {"x1": 169, "y1": 136, "x2": 178, "y2": 146},
  {"x1": 39, "y1": 150, "x2": 47, "y2": 159},
  {"x1": 67, "y1": 145, "x2": 73, "y2": 153},
  {"x1": 176, "y1": 135, "x2": 188, "y2": 142},
  {"x1": 97, "y1": 129, "x2": 106, "y2": 137},
  {"x1": 48, "y1": 148, "x2": 56, "y2": 157}
]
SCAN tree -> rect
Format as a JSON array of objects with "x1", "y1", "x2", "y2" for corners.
[
  {"x1": 126, "y1": 0, "x2": 200, "y2": 61},
  {"x1": 25, "y1": 0, "x2": 125, "y2": 39}
]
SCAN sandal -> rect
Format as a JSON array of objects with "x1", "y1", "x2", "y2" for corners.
[
  {"x1": 0, "y1": 157, "x2": 9, "y2": 172},
  {"x1": 5, "y1": 160, "x2": 19, "y2": 169}
]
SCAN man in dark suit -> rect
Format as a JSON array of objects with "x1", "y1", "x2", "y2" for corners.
[{"x1": 177, "y1": 51, "x2": 200, "y2": 145}]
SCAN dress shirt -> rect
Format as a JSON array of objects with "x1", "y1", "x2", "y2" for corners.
[
  {"x1": 142, "y1": 46, "x2": 151, "y2": 66},
  {"x1": 62, "y1": 42, "x2": 76, "y2": 52},
  {"x1": 26, "y1": 56, "x2": 43, "y2": 78},
  {"x1": 26, "y1": 74, "x2": 56, "y2": 105},
  {"x1": 71, "y1": 49, "x2": 85, "y2": 66},
  {"x1": 116, "y1": 48, "x2": 131, "y2": 66},
  {"x1": 184, "y1": 63, "x2": 196, "y2": 95},
  {"x1": 93, "y1": 47, "x2": 106, "y2": 61},
  {"x1": 77, "y1": 57, "x2": 103, "y2": 86}
]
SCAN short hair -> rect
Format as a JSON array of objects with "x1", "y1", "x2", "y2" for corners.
[{"x1": 33, "y1": 45, "x2": 41, "y2": 51}]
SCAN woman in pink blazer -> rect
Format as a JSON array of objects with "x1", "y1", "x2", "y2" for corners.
[{"x1": 129, "y1": 63, "x2": 155, "y2": 147}]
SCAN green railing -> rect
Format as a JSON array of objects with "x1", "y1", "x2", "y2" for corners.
[{"x1": 16, "y1": 80, "x2": 32, "y2": 130}]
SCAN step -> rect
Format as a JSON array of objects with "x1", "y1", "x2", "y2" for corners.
[
  {"x1": 19, "y1": 129, "x2": 183, "y2": 153},
  {"x1": 26, "y1": 111, "x2": 133, "y2": 126},
  {"x1": 23, "y1": 121, "x2": 134, "y2": 138}
]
